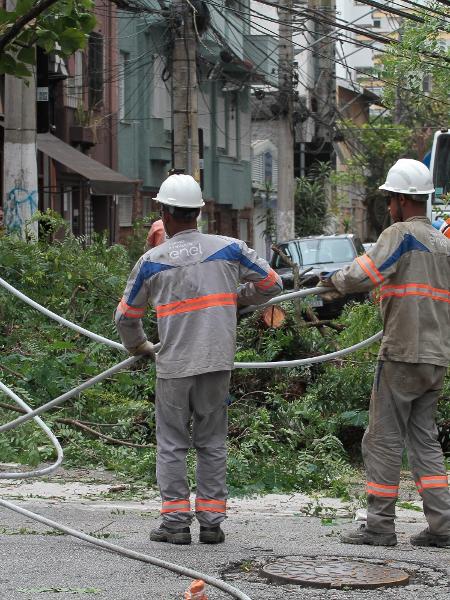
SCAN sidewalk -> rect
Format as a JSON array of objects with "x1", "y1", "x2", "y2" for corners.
[{"x1": 1, "y1": 467, "x2": 449, "y2": 599}]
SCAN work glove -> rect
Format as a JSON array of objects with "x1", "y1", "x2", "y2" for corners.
[
  {"x1": 316, "y1": 279, "x2": 344, "y2": 303},
  {"x1": 128, "y1": 340, "x2": 155, "y2": 357}
]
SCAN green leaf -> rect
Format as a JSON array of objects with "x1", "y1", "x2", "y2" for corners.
[
  {"x1": 48, "y1": 341, "x2": 76, "y2": 351},
  {"x1": 78, "y1": 12, "x2": 96, "y2": 33},
  {"x1": 0, "y1": 53, "x2": 17, "y2": 75},
  {"x1": 36, "y1": 30, "x2": 57, "y2": 53},
  {"x1": 60, "y1": 0, "x2": 74, "y2": 16},
  {"x1": 17, "y1": 46, "x2": 36, "y2": 65},
  {"x1": 36, "y1": 29, "x2": 58, "y2": 41},
  {"x1": 59, "y1": 28, "x2": 86, "y2": 54},
  {"x1": 0, "y1": 8, "x2": 14, "y2": 24},
  {"x1": 0, "y1": 53, "x2": 31, "y2": 77},
  {"x1": 15, "y1": 0, "x2": 34, "y2": 15}
]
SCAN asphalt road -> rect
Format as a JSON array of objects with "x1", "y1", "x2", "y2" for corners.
[{"x1": 1, "y1": 471, "x2": 449, "y2": 600}]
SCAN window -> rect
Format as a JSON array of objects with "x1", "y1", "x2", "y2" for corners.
[
  {"x1": 88, "y1": 32, "x2": 104, "y2": 108},
  {"x1": 264, "y1": 151, "x2": 272, "y2": 184},
  {"x1": 118, "y1": 196, "x2": 133, "y2": 227},
  {"x1": 271, "y1": 242, "x2": 300, "y2": 268},
  {"x1": 422, "y1": 74, "x2": 432, "y2": 94},
  {"x1": 143, "y1": 197, "x2": 157, "y2": 218},
  {"x1": 239, "y1": 218, "x2": 249, "y2": 243},
  {"x1": 65, "y1": 50, "x2": 83, "y2": 109},
  {"x1": 373, "y1": 20, "x2": 381, "y2": 28},
  {"x1": 297, "y1": 238, "x2": 356, "y2": 265},
  {"x1": 433, "y1": 133, "x2": 450, "y2": 199},
  {"x1": 118, "y1": 51, "x2": 129, "y2": 121},
  {"x1": 252, "y1": 154, "x2": 264, "y2": 184}
]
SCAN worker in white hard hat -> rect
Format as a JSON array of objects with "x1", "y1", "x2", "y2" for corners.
[
  {"x1": 115, "y1": 174, "x2": 282, "y2": 545},
  {"x1": 319, "y1": 158, "x2": 450, "y2": 548},
  {"x1": 432, "y1": 216, "x2": 450, "y2": 239}
]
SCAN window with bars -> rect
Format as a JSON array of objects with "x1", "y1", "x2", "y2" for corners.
[
  {"x1": 118, "y1": 51, "x2": 130, "y2": 121},
  {"x1": 118, "y1": 196, "x2": 133, "y2": 227},
  {"x1": 65, "y1": 50, "x2": 83, "y2": 109},
  {"x1": 88, "y1": 32, "x2": 104, "y2": 109},
  {"x1": 252, "y1": 151, "x2": 278, "y2": 188}
]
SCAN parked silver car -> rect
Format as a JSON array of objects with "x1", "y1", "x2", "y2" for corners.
[{"x1": 271, "y1": 234, "x2": 368, "y2": 317}]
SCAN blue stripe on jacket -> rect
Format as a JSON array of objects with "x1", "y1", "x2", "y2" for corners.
[
  {"x1": 204, "y1": 242, "x2": 268, "y2": 277},
  {"x1": 128, "y1": 261, "x2": 174, "y2": 304},
  {"x1": 379, "y1": 233, "x2": 430, "y2": 273}
]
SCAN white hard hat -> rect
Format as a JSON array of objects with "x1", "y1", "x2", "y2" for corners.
[
  {"x1": 379, "y1": 159, "x2": 434, "y2": 196},
  {"x1": 153, "y1": 174, "x2": 205, "y2": 208}
]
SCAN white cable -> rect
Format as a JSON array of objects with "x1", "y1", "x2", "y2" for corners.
[
  {"x1": 0, "y1": 498, "x2": 253, "y2": 600},
  {"x1": 0, "y1": 276, "x2": 125, "y2": 351},
  {"x1": 0, "y1": 277, "x2": 382, "y2": 600},
  {"x1": 0, "y1": 381, "x2": 63, "y2": 479},
  {"x1": 235, "y1": 331, "x2": 382, "y2": 368},
  {"x1": 238, "y1": 286, "x2": 326, "y2": 314},
  {"x1": 0, "y1": 355, "x2": 141, "y2": 434}
]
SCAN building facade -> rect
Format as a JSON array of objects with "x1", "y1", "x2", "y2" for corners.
[{"x1": 116, "y1": 1, "x2": 258, "y2": 244}]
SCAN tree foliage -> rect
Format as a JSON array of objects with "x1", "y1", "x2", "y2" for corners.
[
  {"x1": 333, "y1": 120, "x2": 414, "y2": 237},
  {"x1": 380, "y1": 3, "x2": 450, "y2": 128},
  {"x1": 0, "y1": 219, "x2": 448, "y2": 493},
  {"x1": 294, "y1": 162, "x2": 330, "y2": 237},
  {"x1": 0, "y1": 0, "x2": 96, "y2": 78}
]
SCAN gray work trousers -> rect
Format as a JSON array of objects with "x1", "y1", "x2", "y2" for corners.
[
  {"x1": 362, "y1": 361, "x2": 450, "y2": 535},
  {"x1": 155, "y1": 370, "x2": 230, "y2": 529}
]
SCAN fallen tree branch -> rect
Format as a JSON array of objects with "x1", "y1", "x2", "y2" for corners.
[
  {"x1": 0, "y1": 363, "x2": 27, "y2": 380},
  {"x1": 298, "y1": 320, "x2": 344, "y2": 331},
  {"x1": 0, "y1": 0, "x2": 59, "y2": 53},
  {"x1": 0, "y1": 401, "x2": 154, "y2": 449}
]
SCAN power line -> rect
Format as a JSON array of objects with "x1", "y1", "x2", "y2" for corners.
[{"x1": 224, "y1": 0, "x2": 450, "y2": 110}]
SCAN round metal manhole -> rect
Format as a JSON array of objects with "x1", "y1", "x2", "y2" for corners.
[{"x1": 261, "y1": 557, "x2": 410, "y2": 589}]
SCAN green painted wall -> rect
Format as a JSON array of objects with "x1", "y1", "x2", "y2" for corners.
[{"x1": 118, "y1": 3, "x2": 253, "y2": 209}]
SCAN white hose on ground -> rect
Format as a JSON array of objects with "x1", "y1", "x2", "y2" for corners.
[
  {"x1": 0, "y1": 276, "x2": 383, "y2": 600},
  {"x1": 0, "y1": 381, "x2": 63, "y2": 479},
  {"x1": 0, "y1": 498, "x2": 252, "y2": 600},
  {"x1": 0, "y1": 374, "x2": 253, "y2": 600}
]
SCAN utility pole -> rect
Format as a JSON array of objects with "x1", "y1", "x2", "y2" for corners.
[
  {"x1": 172, "y1": 0, "x2": 200, "y2": 180},
  {"x1": 394, "y1": 17, "x2": 404, "y2": 125},
  {"x1": 277, "y1": 0, "x2": 295, "y2": 242},
  {"x1": 3, "y1": 0, "x2": 38, "y2": 239},
  {"x1": 309, "y1": 0, "x2": 336, "y2": 156}
]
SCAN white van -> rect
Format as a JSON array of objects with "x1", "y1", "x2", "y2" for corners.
[{"x1": 427, "y1": 129, "x2": 450, "y2": 222}]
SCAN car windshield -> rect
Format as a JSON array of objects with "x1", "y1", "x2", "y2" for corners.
[{"x1": 297, "y1": 238, "x2": 356, "y2": 265}]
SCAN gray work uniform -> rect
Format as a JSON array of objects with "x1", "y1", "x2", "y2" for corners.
[
  {"x1": 116, "y1": 229, "x2": 282, "y2": 527},
  {"x1": 330, "y1": 217, "x2": 450, "y2": 535}
]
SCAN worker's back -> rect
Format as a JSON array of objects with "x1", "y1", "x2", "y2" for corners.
[
  {"x1": 374, "y1": 217, "x2": 450, "y2": 366},
  {"x1": 118, "y1": 229, "x2": 282, "y2": 378}
]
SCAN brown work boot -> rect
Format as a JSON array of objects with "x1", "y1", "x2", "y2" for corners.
[
  {"x1": 341, "y1": 524, "x2": 397, "y2": 546},
  {"x1": 150, "y1": 524, "x2": 191, "y2": 545},
  {"x1": 199, "y1": 525, "x2": 225, "y2": 544},
  {"x1": 410, "y1": 528, "x2": 450, "y2": 548}
]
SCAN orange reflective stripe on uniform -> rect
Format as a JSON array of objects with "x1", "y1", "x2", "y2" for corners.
[
  {"x1": 161, "y1": 499, "x2": 191, "y2": 514},
  {"x1": 255, "y1": 268, "x2": 278, "y2": 290},
  {"x1": 366, "y1": 481, "x2": 399, "y2": 498},
  {"x1": 118, "y1": 298, "x2": 146, "y2": 318},
  {"x1": 419, "y1": 475, "x2": 449, "y2": 490},
  {"x1": 156, "y1": 293, "x2": 237, "y2": 318},
  {"x1": 356, "y1": 255, "x2": 384, "y2": 286},
  {"x1": 195, "y1": 498, "x2": 227, "y2": 513},
  {"x1": 380, "y1": 283, "x2": 450, "y2": 304}
]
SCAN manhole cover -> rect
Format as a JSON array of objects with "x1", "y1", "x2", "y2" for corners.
[{"x1": 261, "y1": 557, "x2": 410, "y2": 589}]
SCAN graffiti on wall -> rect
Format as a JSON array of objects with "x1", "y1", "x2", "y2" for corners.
[{"x1": 4, "y1": 187, "x2": 38, "y2": 236}]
